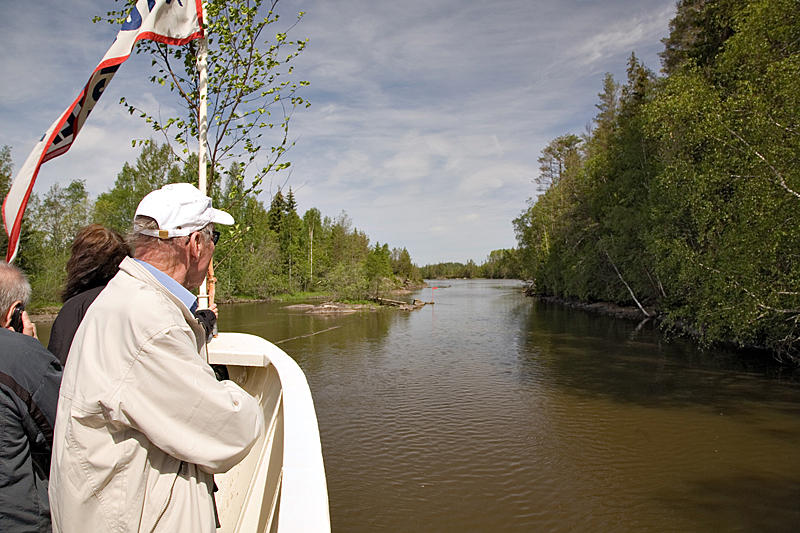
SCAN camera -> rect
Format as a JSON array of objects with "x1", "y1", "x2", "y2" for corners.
[{"x1": 10, "y1": 303, "x2": 24, "y2": 333}]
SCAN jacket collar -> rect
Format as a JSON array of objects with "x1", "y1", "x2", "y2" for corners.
[
  {"x1": 118, "y1": 257, "x2": 199, "y2": 326},
  {"x1": 132, "y1": 258, "x2": 198, "y2": 313}
]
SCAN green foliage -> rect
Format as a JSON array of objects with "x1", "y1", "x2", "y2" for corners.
[
  {"x1": 365, "y1": 242, "x2": 392, "y2": 297},
  {"x1": 390, "y1": 247, "x2": 419, "y2": 280},
  {"x1": 0, "y1": 145, "x2": 13, "y2": 255},
  {"x1": 481, "y1": 249, "x2": 521, "y2": 279},
  {"x1": 267, "y1": 189, "x2": 286, "y2": 232},
  {"x1": 515, "y1": 0, "x2": 800, "y2": 362},
  {"x1": 420, "y1": 250, "x2": 522, "y2": 280},
  {"x1": 97, "y1": 0, "x2": 309, "y2": 197},
  {"x1": 93, "y1": 140, "x2": 184, "y2": 233},
  {"x1": 24, "y1": 180, "x2": 92, "y2": 305},
  {"x1": 324, "y1": 262, "x2": 367, "y2": 301},
  {"x1": 419, "y1": 259, "x2": 482, "y2": 280},
  {"x1": 659, "y1": 0, "x2": 744, "y2": 76},
  {"x1": 536, "y1": 134, "x2": 583, "y2": 191},
  {"x1": 3, "y1": 140, "x2": 421, "y2": 307}
]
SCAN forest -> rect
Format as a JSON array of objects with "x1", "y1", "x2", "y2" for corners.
[
  {"x1": 513, "y1": 0, "x2": 800, "y2": 362},
  {"x1": 419, "y1": 248, "x2": 520, "y2": 280},
  {"x1": 0, "y1": 141, "x2": 421, "y2": 307}
]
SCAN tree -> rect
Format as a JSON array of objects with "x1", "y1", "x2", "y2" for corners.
[
  {"x1": 659, "y1": 0, "x2": 744, "y2": 75},
  {"x1": 285, "y1": 187, "x2": 297, "y2": 212},
  {"x1": 98, "y1": 0, "x2": 309, "y2": 198},
  {"x1": 481, "y1": 249, "x2": 521, "y2": 279},
  {"x1": 391, "y1": 247, "x2": 416, "y2": 279},
  {"x1": 365, "y1": 242, "x2": 392, "y2": 297},
  {"x1": 514, "y1": 0, "x2": 800, "y2": 361},
  {"x1": 278, "y1": 190, "x2": 304, "y2": 291},
  {"x1": 0, "y1": 146, "x2": 13, "y2": 254},
  {"x1": 536, "y1": 134, "x2": 582, "y2": 191},
  {"x1": 25, "y1": 180, "x2": 92, "y2": 304},
  {"x1": 93, "y1": 140, "x2": 183, "y2": 233},
  {"x1": 645, "y1": 0, "x2": 800, "y2": 358},
  {"x1": 590, "y1": 73, "x2": 619, "y2": 152},
  {"x1": 29, "y1": 181, "x2": 92, "y2": 251},
  {"x1": 302, "y1": 207, "x2": 322, "y2": 290},
  {"x1": 267, "y1": 189, "x2": 286, "y2": 232}
]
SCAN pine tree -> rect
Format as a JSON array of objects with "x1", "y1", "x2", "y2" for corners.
[{"x1": 267, "y1": 189, "x2": 286, "y2": 233}]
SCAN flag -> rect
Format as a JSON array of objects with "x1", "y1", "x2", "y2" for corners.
[{"x1": 3, "y1": 0, "x2": 204, "y2": 262}]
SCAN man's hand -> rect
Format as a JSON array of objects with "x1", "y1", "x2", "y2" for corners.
[
  {"x1": 21, "y1": 310, "x2": 37, "y2": 339},
  {"x1": 5, "y1": 309, "x2": 37, "y2": 339}
]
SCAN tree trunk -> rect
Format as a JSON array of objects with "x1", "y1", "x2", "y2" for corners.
[{"x1": 605, "y1": 251, "x2": 651, "y2": 318}]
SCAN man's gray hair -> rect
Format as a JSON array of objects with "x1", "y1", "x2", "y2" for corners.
[
  {"x1": 0, "y1": 262, "x2": 32, "y2": 314},
  {"x1": 130, "y1": 216, "x2": 214, "y2": 259}
]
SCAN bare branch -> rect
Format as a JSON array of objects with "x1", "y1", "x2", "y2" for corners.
[
  {"x1": 604, "y1": 250, "x2": 651, "y2": 317},
  {"x1": 720, "y1": 124, "x2": 800, "y2": 200}
]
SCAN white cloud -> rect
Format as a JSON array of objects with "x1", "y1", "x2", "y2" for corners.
[{"x1": 569, "y1": 5, "x2": 675, "y2": 67}]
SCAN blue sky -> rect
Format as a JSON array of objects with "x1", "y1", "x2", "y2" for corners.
[{"x1": 0, "y1": 0, "x2": 676, "y2": 265}]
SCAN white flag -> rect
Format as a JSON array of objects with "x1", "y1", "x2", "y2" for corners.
[{"x1": 3, "y1": 0, "x2": 204, "y2": 262}]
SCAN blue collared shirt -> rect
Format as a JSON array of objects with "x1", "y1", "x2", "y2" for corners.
[{"x1": 134, "y1": 259, "x2": 198, "y2": 314}]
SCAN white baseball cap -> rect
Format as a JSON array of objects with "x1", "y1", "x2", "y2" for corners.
[{"x1": 134, "y1": 183, "x2": 234, "y2": 239}]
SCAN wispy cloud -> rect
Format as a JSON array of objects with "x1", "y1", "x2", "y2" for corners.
[{"x1": 569, "y1": 5, "x2": 675, "y2": 66}]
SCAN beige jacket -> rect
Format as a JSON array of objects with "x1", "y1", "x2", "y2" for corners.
[{"x1": 50, "y1": 257, "x2": 264, "y2": 532}]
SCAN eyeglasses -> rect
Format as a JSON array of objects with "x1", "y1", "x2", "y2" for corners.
[{"x1": 192, "y1": 229, "x2": 220, "y2": 245}]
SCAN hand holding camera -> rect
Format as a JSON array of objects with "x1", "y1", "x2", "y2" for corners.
[{"x1": 6, "y1": 302, "x2": 37, "y2": 339}]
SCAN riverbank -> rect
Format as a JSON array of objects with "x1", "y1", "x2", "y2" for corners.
[
  {"x1": 30, "y1": 281, "x2": 428, "y2": 323},
  {"x1": 531, "y1": 294, "x2": 656, "y2": 322}
]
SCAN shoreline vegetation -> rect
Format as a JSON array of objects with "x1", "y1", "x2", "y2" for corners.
[
  {"x1": 0, "y1": 141, "x2": 427, "y2": 320},
  {"x1": 512, "y1": 0, "x2": 800, "y2": 366},
  {"x1": 30, "y1": 280, "x2": 429, "y2": 324},
  {"x1": 527, "y1": 287, "x2": 780, "y2": 367}
]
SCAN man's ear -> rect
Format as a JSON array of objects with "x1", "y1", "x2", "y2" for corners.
[
  {"x1": 188, "y1": 232, "x2": 203, "y2": 259},
  {"x1": 2, "y1": 300, "x2": 21, "y2": 329}
]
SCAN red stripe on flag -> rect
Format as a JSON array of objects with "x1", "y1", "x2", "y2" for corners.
[{"x1": 3, "y1": 0, "x2": 204, "y2": 262}]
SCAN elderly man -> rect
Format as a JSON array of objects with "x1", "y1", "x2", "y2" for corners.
[
  {"x1": 0, "y1": 262, "x2": 62, "y2": 532},
  {"x1": 50, "y1": 183, "x2": 264, "y2": 532}
]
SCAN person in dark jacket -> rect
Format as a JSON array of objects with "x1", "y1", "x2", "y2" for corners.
[
  {"x1": 47, "y1": 225, "x2": 130, "y2": 365},
  {"x1": 0, "y1": 261, "x2": 62, "y2": 532}
]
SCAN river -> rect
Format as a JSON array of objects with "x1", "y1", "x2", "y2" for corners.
[{"x1": 38, "y1": 279, "x2": 800, "y2": 531}]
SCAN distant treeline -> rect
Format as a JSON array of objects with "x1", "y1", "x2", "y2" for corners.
[
  {"x1": 0, "y1": 141, "x2": 422, "y2": 306},
  {"x1": 420, "y1": 248, "x2": 521, "y2": 279},
  {"x1": 513, "y1": 0, "x2": 800, "y2": 362}
]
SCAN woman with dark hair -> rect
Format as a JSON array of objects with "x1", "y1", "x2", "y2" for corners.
[{"x1": 47, "y1": 224, "x2": 131, "y2": 364}]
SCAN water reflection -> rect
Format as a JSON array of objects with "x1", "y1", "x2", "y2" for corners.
[
  {"x1": 216, "y1": 301, "x2": 406, "y2": 375},
  {"x1": 522, "y1": 300, "x2": 800, "y2": 413},
  {"x1": 655, "y1": 473, "x2": 800, "y2": 532}
]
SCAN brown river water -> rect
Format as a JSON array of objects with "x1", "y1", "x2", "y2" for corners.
[{"x1": 38, "y1": 279, "x2": 800, "y2": 532}]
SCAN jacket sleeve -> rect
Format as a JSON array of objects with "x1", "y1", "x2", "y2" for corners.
[
  {"x1": 111, "y1": 325, "x2": 264, "y2": 473},
  {"x1": 31, "y1": 356, "x2": 63, "y2": 445}
]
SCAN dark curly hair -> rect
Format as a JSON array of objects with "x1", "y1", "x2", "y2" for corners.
[{"x1": 62, "y1": 224, "x2": 131, "y2": 302}]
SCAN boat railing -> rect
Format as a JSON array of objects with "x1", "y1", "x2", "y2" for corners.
[{"x1": 207, "y1": 332, "x2": 330, "y2": 533}]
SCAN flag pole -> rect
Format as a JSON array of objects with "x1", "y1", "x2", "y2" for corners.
[{"x1": 197, "y1": 5, "x2": 211, "y2": 310}]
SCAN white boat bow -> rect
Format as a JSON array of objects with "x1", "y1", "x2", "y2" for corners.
[{"x1": 207, "y1": 332, "x2": 330, "y2": 533}]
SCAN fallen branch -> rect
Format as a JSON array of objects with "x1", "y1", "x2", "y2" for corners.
[
  {"x1": 605, "y1": 251, "x2": 651, "y2": 318},
  {"x1": 630, "y1": 316, "x2": 653, "y2": 340}
]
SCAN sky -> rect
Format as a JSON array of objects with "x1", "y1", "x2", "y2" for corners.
[{"x1": 0, "y1": 0, "x2": 677, "y2": 265}]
